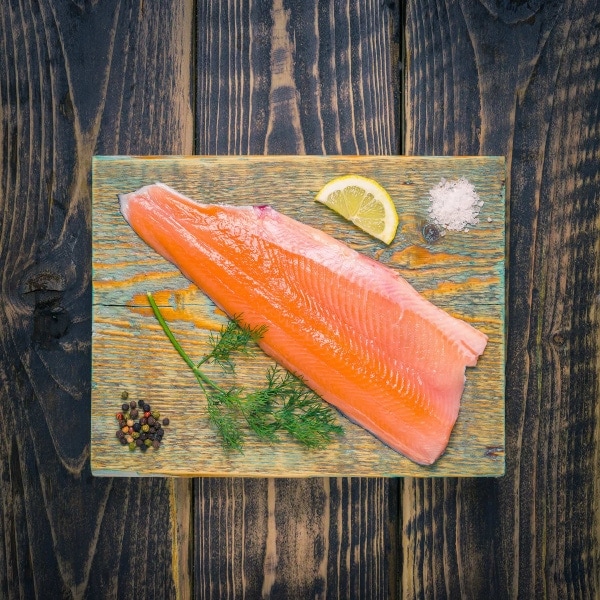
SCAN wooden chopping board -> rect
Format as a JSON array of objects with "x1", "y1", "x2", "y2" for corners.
[{"x1": 91, "y1": 155, "x2": 505, "y2": 477}]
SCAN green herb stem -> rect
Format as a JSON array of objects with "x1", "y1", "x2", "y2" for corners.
[{"x1": 146, "y1": 292, "x2": 225, "y2": 394}]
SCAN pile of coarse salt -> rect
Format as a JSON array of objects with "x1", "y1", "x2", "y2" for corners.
[{"x1": 427, "y1": 177, "x2": 484, "y2": 232}]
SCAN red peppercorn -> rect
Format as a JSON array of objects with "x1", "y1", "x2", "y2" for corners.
[{"x1": 116, "y1": 412, "x2": 123, "y2": 421}]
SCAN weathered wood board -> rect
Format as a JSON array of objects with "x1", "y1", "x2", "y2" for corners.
[{"x1": 91, "y1": 155, "x2": 505, "y2": 477}]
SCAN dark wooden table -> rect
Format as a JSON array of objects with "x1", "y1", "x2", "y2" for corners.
[{"x1": 1, "y1": 1, "x2": 598, "y2": 598}]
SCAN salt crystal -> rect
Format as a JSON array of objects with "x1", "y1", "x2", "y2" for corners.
[{"x1": 428, "y1": 177, "x2": 483, "y2": 232}]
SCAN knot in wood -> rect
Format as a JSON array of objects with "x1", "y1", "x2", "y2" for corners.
[{"x1": 422, "y1": 223, "x2": 441, "y2": 243}]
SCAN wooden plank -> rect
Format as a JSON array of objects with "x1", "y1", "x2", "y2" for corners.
[
  {"x1": 194, "y1": 477, "x2": 397, "y2": 598},
  {"x1": 91, "y1": 155, "x2": 505, "y2": 477},
  {"x1": 0, "y1": 1, "x2": 193, "y2": 598},
  {"x1": 192, "y1": 2, "x2": 401, "y2": 599},
  {"x1": 403, "y1": 0, "x2": 600, "y2": 598}
]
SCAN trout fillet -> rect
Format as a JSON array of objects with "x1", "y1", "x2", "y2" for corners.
[{"x1": 119, "y1": 182, "x2": 488, "y2": 465}]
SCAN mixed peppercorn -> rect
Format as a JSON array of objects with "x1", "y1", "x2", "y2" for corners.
[{"x1": 115, "y1": 391, "x2": 169, "y2": 451}]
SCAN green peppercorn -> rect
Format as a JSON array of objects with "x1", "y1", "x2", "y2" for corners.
[
  {"x1": 121, "y1": 390, "x2": 129, "y2": 400},
  {"x1": 128, "y1": 442, "x2": 136, "y2": 451},
  {"x1": 152, "y1": 411, "x2": 160, "y2": 419},
  {"x1": 142, "y1": 424, "x2": 150, "y2": 433},
  {"x1": 132, "y1": 432, "x2": 140, "y2": 439},
  {"x1": 144, "y1": 439, "x2": 152, "y2": 447}
]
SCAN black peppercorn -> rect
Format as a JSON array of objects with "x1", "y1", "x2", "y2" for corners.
[
  {"x1": 152, "y1": 440, "x2": 160, "y2": 449},
  {"x1": 132, "y1": 422, "x2": 141, "y2": 433},
  {"x1": 129, "y1": 400, "x2": 137, "y2": 409},
  {"x1": 148, "y1": 416, "x2": 156, "y2": 426},
  {"x1": 162, "y1": 418, "x2": 170, "y2": 426},
  {"x1": 121, "y1": 402, "x2": 129, "y2": 412},
  {"x1": 143, "y1": 403, "x2": 151, "y2": 412}
]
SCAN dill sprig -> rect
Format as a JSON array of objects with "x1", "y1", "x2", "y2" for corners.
[
  {"x1": 147, "y1": 292, "x2": 343, "y2": 451},
  {"x1": 199, "y1": 318, "x2": 268, "y2": 373}
]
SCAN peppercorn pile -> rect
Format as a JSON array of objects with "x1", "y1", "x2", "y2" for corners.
[{"x1": 115, "y1": 391, "x2": 169, "y2": 451}]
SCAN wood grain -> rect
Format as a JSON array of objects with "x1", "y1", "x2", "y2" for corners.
[
  {"x1": 0, "y1": 1, "x2": 193, "y2": 598},
  {"x1": 193, "y1": 1, "x2": 402, "y2": 598},
  {"x1": 196, "y1": 0, "x2": 400, "y2": 156},
  {"x1": 195, "y1": 477, "x2": 397, "y2": 599},
  {"x1": 403, "y1": 0, "x2": 600, "y2": 598}
]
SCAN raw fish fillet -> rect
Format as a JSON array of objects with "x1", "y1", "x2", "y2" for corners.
[{"x1": 119, "y1": 182, "x2": 488, "y2": 465}]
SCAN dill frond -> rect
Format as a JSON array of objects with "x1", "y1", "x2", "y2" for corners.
[{"x1": 201, "y1": 317, "x2": 268, "y2": 373}]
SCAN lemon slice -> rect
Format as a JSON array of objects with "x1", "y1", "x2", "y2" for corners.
[{"x1": 315, "y1": 174, "x2": 399, "y2": 244}]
